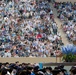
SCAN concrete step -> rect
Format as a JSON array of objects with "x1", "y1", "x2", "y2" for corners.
[{"x1": 50, "y1": 3, "x2": 71, "y2": 45}]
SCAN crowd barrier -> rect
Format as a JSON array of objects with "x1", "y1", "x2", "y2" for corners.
[
  {"x1": 43, "y1": 62, "x2": 76, "y2": 72},
  {"x1": 0, "y1": 57, "x2": 61, "y2": 64}
]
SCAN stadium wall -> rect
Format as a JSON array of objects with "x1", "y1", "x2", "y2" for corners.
[
  {"x1": 0, "y1": 57, "x2": 61, "y2": 64},
  {"x1": 55, "y1": 0, "x2": 76, "y2": 3}
]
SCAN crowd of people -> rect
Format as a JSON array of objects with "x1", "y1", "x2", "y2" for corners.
[
  {"x1": 0, "y1": 0, "x2": 63, "y2": 57},
  {"x1": 0, "y1": 0, "x2": 76, "y2": 75},
  {"x1": 0, "y1": 61, "x2": 76, "y2": 75},
  {"x1": 54, "y1": 2, "x2": 76, "y2": 42}
]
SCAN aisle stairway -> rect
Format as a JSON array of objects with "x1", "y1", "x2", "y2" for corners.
[{"x1": 50, "y1": 3, "x2": 72, "y2": 45}]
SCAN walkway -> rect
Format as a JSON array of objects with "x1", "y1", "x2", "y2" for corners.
[{"x1": 50, "y1": 3, "x2": 71, "y2": 45}]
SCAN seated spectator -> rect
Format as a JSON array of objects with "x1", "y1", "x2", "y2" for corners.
[{"x1": 0, "y1": 0, "x2": 63, "y2": 57}]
